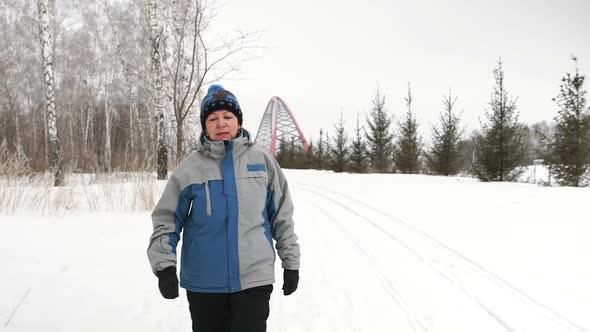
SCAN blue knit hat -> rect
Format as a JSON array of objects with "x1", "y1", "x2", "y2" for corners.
[{"x1": 200, "y1": 84, "x2": 242, "y2": 130}]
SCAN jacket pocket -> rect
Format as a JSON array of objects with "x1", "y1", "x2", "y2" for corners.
[
  {"x1": 181, "y1": 238, "x2": 229, "y2": 287},
  {"x1": 185, "y1": 183, "x2": 207, "y2": 224},
  {"x1": 204, "y1": 181, "x2": 212, "y2": 216}
]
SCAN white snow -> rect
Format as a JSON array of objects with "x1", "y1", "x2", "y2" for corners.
[{"x1": 1, "y1": 169, "x2": 589, "y2": 331}]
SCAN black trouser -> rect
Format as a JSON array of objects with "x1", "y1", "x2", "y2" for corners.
[{"x1": 186, "y1": 285, "x2": 273, "y2": 332}]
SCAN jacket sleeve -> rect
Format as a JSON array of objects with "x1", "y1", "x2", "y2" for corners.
[
  {"x1": 266, "y1": 155, "x2": 301, "y2": 270},
  {"x1": 147, "y1": 173, "x2": 191, "y2": 275}
]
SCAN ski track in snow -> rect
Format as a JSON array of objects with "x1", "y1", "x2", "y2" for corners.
[
  {"x1": 300, "y1": 195, "x2": 425, "y2": 332},
  {"x1": 293, "y1": 183, "x2": 589, "y2": 332}
]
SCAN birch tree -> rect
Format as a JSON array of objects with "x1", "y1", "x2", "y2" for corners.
[
  {"x1": 103, "y1": 75, "x2": 112, "y2": 172},
  {"x1": 146, "y1": 0, "x2": 168, "y2": 179},
  {"x1": 38, "y1": 0, "x2": 64, "y2": 185}
]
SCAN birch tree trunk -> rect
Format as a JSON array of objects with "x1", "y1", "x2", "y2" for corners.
[
  {"x1": 89, "y1": 106, "x2": 95, "y2": 152},
  {"x1": 84, "y1": 101, "x2": 91, "y2": 148},
  {"x1": 173, "y1": 0, "x2": 186, "y2": 161},
  {"x1": 32, "y1": 110, "x2": 37, "y2": 159},
  {"x1": 129, "y1": 100, "x2": 135, "y2": 151},
  {"x1": 136, "y1": 87, "x2": 144, "y2": 152},
  {"x1": 43, "y1": 104, "x2": 48, "y2": 166},
  {"x1": 25, "y1": 95, "x2": 36, "y2": 161},
  {"x1": 14, "y1": 99, "x2": 22, "y2": 159},
  {"x1": 103, "y1": 1, "x2": 138, "y2": 153},
  {"x1": 69, "y1": 116, "x2": 74, "y2": 160},
  {"x1": 38, "y1": 0, "x2": 64, "y2": 185},
  {"x1": 104, "y1": 80, "x2": 112, "y2": 172},
  {"x1": 146, "y1": 0, "x2": 167, "y2": 180},
  {"x1": 176, "y1": 118, "x2": 184, "y2": 161}
]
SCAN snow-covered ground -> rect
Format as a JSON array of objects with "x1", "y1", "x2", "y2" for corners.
[{"x1": 1, "y1": 169, "x2": 589, "y2": 331}]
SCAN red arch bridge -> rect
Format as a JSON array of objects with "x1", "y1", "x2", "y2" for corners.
[{"x1": 254, "y1": 96, "x2": 311, "y2": 156}]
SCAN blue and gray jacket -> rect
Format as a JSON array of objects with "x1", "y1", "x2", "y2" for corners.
[{"x1": 147, "y1": 129, "x2": 300, "y2": 293}]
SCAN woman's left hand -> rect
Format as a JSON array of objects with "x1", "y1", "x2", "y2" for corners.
[{"x1": 282, "y1": 269, "x2": 299, "y2": 296}]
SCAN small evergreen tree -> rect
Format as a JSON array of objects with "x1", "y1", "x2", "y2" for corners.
[
  {"x1": 365, "y1": 88, "x2": 394, "y2": 173},
  {"x1": 472, "y1": 59, "x2": 528, "y2": 181},
  {"x1": 314, "y1": 129, "x2": 330, "y2": 170},
  {"x1": 426, "y1": 91, "x2": 464, "y2": 176},
  {"x1": 290, "y1": 138, "x2": 312, "y2": 169},
  {"x1": 304, "y1": 140, "x2": 315, "y2": 168},
  {"x1": 543, "y1": 56, "x2": 590, "y2": 187},
  {"x1": 458, "y1": 134, "x2": 477, "y2": 174},
  {"x1": 324, "y1": 131, "x2": 333, "y2": 168},
  {"x1": 276, "y1": 136, "x2": 311, "y2": 169},
  {"x1": 275, "y1": 137, "x2": 294, "y2": 167},
  {"x1": 393, "y1": 84, "x2": 421, "y2": 174},
  {"x1": 329, "y1": 112, "x2": 349, "y2": 172},
  {"x1": 349, "y1": 114, "x2": 368, "y2": 173},
  {"x1": 520, "y1": 125, "x2": 538, "y2": 166},
  {"x1": 531, "y1": 121, "x2": 554, "y2": 160}
]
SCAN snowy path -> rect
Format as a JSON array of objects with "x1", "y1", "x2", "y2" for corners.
[
  {"x1": 290, "y1": 183, "x2": 587, "y2": 332},
  {"x1": 1, "y1": 170, "x2": 589, "y2": 331}
]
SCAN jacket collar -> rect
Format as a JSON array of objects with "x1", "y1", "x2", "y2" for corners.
[{"x1": 197, "y1": 128, "x2": 252, "y2": 160}]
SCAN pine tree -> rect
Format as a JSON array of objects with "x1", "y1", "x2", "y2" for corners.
[
  {"x1": 426, "y1": 91, "x2": 464, "y2": 176},
  {"x1": 393, "y1": 84, "x2": 421, "y2": 174},
  {"x1": 349, "y1": 114, "x2": 368, "y2": 173},
  {"x1": 458, "y1": 134, "x2": 477, "y2": 174},
  {"x1": 325, "y1": 131, "x2": 333, "y2": 168},
  {"x1": 330, "y1": 112, "x2": 349, "y2": 172},
  {"x1": 531, "y1": 121, "x2": 554, "y2": 159},
  {"x1": 276, "y1": 136, "x2": 310, "y2": 169},
  {"x1": 275, "y1": 137, "x2": 293, "y2": 167},
  {"x1": 365, "y1": 88, "x2": 393, "y2": 173},
  {"x1": 314, "y1": 129, "x2": 329, "y2": 170},
  {"x1": 472, "y1": 59, "x2": 528, "y2": 182},
  {"x1": 543, "y1": 56, "x2": 590, "y2": 187}
]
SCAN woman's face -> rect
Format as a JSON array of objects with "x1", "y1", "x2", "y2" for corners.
[{"x1": 205, "y1": 110, "x2": 240, "y2": 141}]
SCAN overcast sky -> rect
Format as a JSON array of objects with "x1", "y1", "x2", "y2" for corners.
[{"x1": 210, "y1": 0, "x2": 590, "y2": 143}]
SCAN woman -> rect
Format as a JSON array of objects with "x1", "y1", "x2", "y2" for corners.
[{"x1": 147, "y1": 84, "x2": 300, "y2": 332}]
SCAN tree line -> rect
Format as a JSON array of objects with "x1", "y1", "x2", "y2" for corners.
[
  {"x1": 276, "y1": 57, "x2": 590, "y2": 187},
  {"x1": 1, "y1": 2, "x2": 588, "y2": 187},
  {"x1": 0, "y1": 0, "x2": 259, "y2": 184}
]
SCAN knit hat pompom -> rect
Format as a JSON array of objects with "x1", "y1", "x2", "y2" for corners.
[
  {"x1": 200, "y1": 84, "x2": 242, "y2": 131},
  {"x1": 207, "y1": 84, "x2": 224, "y2": 94}
]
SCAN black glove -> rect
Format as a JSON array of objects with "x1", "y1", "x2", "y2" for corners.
[
  {"x1": 282, "y1": 269, "x2": 299, "y2": 296},
  {"x1": 156, "y1": 266, "x2": 179, "y2": 299}
]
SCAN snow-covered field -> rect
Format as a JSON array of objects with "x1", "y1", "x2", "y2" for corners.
[{"x1": 1, "y1": 169, "x2": 589, "y2": 331}]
